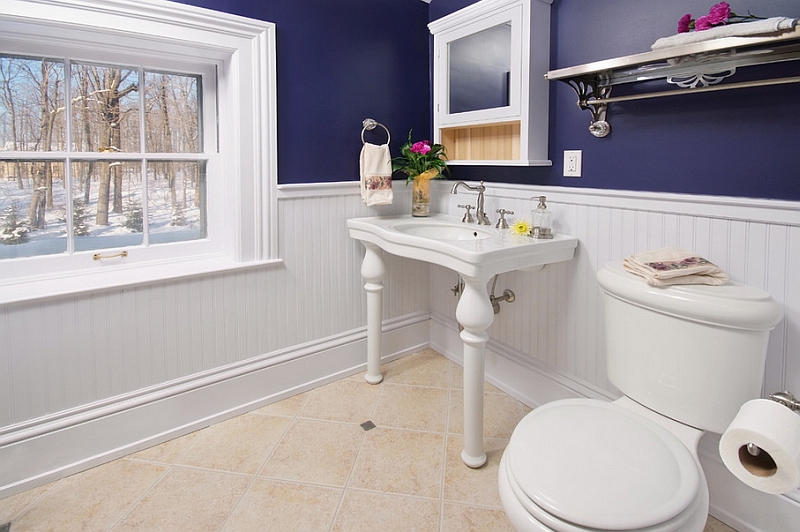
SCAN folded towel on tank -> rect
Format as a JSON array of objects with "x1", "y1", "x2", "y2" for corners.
[
  {"x1": 623, "y1": 247, "x2": 729, "y2": 286},
  {"x1": 652, "y1": 17, "x2": 797, "y2": 50},
  {"x1": 360, "y1": 142, "x2": 393, "y2": 206}
]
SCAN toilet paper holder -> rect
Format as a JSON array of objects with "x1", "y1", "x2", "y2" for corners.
[
  {"x1": 744, "y1": 391, "x2": 800, "y2": 458},
  {"x1": 769, "y1": 391, "x2": 800, "y2": 412}
]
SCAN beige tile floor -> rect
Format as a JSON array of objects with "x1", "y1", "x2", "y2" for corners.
[{"x1": 1, "y1": 349, "x2": 737, "y2": 532}]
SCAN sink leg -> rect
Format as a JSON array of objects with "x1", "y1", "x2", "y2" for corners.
[
  {"x1": 361, "y1": 243, "x2": 385, "y2": 384},
  {"x1": 457, "y1": 276, "x2": 494, "y2": 468}
]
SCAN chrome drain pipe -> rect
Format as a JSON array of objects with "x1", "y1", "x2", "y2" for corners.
[{"x1": 489, "y1": 274, "x2": 515, "y2": 314}]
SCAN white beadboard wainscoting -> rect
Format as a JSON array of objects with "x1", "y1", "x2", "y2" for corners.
[
  {"x1": 430, "y1": 181, "x2": 800, "y2": 532},
  {"x1": 0, "y1": 183, "x2": 430, "y2": 498},
  {"x1": 2, "y1": 179, "x2": 800, "y2": 532}
]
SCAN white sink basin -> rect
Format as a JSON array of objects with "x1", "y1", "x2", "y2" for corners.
[
  {"x1": 347, "y1": 214, "x2": 578, "y2": 279},
  {"x1": 394, "y1": 221, "x2": 494, "y2": 241}
]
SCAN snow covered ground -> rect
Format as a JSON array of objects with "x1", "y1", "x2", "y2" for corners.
[{"x1": 0, "y1": 172, "x2": 202, "y2": 261}]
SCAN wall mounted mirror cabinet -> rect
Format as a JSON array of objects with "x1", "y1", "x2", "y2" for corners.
[{"x1": 429, "y1": 0, "x2": 552, "y2": 166}]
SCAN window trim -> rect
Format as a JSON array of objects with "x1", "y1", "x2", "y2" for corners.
[{"x1": 0, "y1": 0, "x2": 279, "y2": 305}]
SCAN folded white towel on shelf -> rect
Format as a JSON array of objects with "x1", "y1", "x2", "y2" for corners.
[
  {"x1": 623, "y1": 247, "x2": 729, "y2": 286},
  {"x1": 652, "y1": 17, "x2": 797, "y2": 50},
  {"x1": 360, "y1": 142, "x2": 393, "y2": 206}
]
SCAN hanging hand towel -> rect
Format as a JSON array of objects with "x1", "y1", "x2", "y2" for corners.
[
  {"x1": 623, "y1": 247, "x2": 729, "y2": 286},
  {"x1": 360, "y1": 142, "x2": 393, "y2": 206},
  {"x1": 652, "y1": 17, "x2": 797, "y2": 50}
]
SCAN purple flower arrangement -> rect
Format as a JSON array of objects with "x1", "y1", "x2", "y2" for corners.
[
  {"x1": 391, "y1": 131, "x2": 449, "y2": 184},
  {"x1": 678, "y1": 2, "x2": 763, "y2": 33}
]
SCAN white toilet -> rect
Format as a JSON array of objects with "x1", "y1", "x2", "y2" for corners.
[{"x1": 499, "y1": 262, "x2": 784, "y2": 532}]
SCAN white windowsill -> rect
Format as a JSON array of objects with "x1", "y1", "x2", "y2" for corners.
[{"x1": 0, "y1": 255, "x2": 284, "y2": 306}]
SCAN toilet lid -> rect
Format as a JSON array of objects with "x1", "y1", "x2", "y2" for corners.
[{"x1": 507, "y1": 399, "x2": 700, "y2": 530}]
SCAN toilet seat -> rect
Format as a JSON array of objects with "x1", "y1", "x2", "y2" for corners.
[{"x1": 505, "y1": 399, "x2": 701, "y2": 532}]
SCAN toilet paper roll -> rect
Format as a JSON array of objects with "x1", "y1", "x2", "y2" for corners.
[{"x1": 719, "y1": 399, "x2": 800, "y2": 494}]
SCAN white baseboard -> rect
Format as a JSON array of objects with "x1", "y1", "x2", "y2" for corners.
[
  {"x1": 430, "y1": 314, "x2": 800, "y2": 532},
  {"x1": 0, "y1": 313, "x2": 430, "y2": 499}
]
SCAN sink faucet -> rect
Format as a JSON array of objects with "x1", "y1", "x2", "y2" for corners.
[{"x1": 450, "y1": 181, "x2": 490, "y2": 225}]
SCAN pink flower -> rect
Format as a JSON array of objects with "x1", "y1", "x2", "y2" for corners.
[
  {"x1": 707, "y1": 2, "x2": 731, "y2": 25},
  {"x1": 677, "y1": 13, "x2": 693, "y2": 33},
  {"x1": 676, "y1": 3, "x2": 762, "y2": 34},
  {"x1": 695, "y1": 15, "x2": 713, "y2": 31},
  {"x1": 410, "y1": 141, "x2": 431, "y2": 155}
]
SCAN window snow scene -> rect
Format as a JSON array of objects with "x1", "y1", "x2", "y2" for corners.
[{"x1": 0, "y1": 55, "x2": 206, "y2": 261}]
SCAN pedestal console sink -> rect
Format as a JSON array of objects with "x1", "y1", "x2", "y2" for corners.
[{"x1": 347, "y1": 214, "x2": 578, "y2": 468}]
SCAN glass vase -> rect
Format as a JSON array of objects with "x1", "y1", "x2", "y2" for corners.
[{"x1": 411, "y1": 169, "x2": 439, "y2": 217}]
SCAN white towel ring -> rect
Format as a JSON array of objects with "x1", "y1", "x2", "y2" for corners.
[{"x1": 361, "y1": 118, "x2": 391, "y2": 145}]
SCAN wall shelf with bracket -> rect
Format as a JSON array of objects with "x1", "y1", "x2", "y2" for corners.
[{"x1": 546, "y1": 26, "x2": 800, "y2": 137}]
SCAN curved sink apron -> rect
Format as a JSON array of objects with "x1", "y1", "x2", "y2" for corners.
[{"x1": 347, "y1": 214, "x2": 578, "y2": 468}]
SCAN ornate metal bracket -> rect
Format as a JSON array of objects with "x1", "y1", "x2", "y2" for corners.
[{"x1": 564, "y1": 79, "x2": 612, "y2": 138}]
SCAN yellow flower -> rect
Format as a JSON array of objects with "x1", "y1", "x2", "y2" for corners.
[{"x1": 510, "y1": 219, "x2": 531, "y2": 236}]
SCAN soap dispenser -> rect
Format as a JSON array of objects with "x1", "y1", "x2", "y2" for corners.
[{"x1": 531, "y1": 196, "x2": 553, "y2": 239}]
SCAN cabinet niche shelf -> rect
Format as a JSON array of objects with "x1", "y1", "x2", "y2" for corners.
[
  {"x1": 546, "y1": 26, "x2": 800, "y2": 137},
  {"x1": 441, "y1": 121, "x2": 521, "y2": 163}
]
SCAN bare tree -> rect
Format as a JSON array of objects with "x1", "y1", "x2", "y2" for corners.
[
  {"x1": 0, "y1": 58, "x2": 24, "y2": 189},
  {"x1": 84, "y1": 66, "x2": 137, "y2": 224},
  {"x1": 158, "y1": 77, "x2": 176, "y2": 210},
  {"x1": 19, "y1": 60, "x2": 64, "y2": 229},
  {"x1": 76, "y1": 71, "x2": 96, "y2": 203}
]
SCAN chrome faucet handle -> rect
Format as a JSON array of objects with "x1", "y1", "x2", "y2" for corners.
[
  {"x1": 458, "y1": 204, "x2": 475, "y2": 224},
  {"x1": 495, "y1": 209, "x2": 514, "y2": 229}
]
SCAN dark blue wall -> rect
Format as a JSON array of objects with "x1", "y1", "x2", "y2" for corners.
[
  {"x1": 170, "y1": 0, "x2": 431, "y2": 185},
  {"x1": 433, "y1": 0, "x2": 800, "y2": 200},
  {"x1": 171, "y1": 0, "x2": 799, "y2": 200}
]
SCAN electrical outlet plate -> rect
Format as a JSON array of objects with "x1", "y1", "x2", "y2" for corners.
[{"x1": 564, "y1": 150, "x2": 582, "y2": 177}]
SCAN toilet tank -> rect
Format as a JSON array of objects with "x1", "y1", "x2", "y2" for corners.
[{"x1": 597, "y1": 263, "x2": 783, "y2": 434}]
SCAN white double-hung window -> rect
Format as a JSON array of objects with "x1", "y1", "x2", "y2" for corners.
[{"x1": 0, "y1": 0, "x2": 278, "y2": 304}]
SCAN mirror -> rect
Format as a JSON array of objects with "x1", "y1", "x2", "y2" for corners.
[{"x1": 448, "y1": 23, "x2": 511, "y2": 114}]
